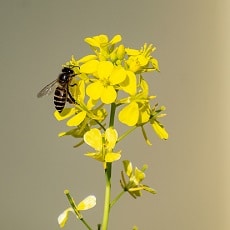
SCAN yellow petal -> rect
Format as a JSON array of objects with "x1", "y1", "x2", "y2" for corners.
[
  {"x1": 116, "y1": 44, "x2": 125, "y2": 60},
  {"x1": 142, "y1": 186, "x2": 157, "y2": 194},
  {"x1": 84, "y1": 128, "x2": 102, "y2": 151},
  {"x1": 125, "y1": 48, "x2": 140, "y2": 55},
  {"x1": 118, "y1": 102, "x2": 139, "y2": 126},
  {"x1": 110, "y1": 34, "x2": 122, "y2": 45},
  {"x1": 150, "y1": 58, "x2": 160, "y2": 71},
  {"x1": 140, "y1": 79, "x2": 149, "y2": 97},
  {"x1": 80, "y1": 60, "x2": 99, "y2": 74},
  {"x1": 105, "y1": 152, "x2": 121, "y2": 162},
  {"x1": 86, "y1": 81, "x2": 103, "y2": 100},
  {"x1": 77, "y1": 195, "x2": 96, "y2": 210},
  {"x1": 101, "y1": 86, "x2": 117, "y2": 104},
  {"x1": 66, "y1": 111, "x2": 86, "y2": 126},
  {"x1": 84, "y1": 37, "x2": 101, "y2": 47},
  {"x1": 151, "y1": 121, "x2": 169, "y2": 140},
  {"x1": 91, "y1": 34, "x2": 109, "y2": 46},
  {"x1": 54, "y1": 108, "x2": 75, "y2": 121},
  {"x1": 123, "y1": 160, "x2": 133, "y2": 177},
  {"x1": 58, "y1": 208, "x2": 73, "y2": 228},
  {"x1": 85, "y1": 152, "x2": 104, "y2": 162},
  {"x1": 97, "y1": 61, "x2": 113, "y2": 79},
  {"x1": 134, "y1": 167, "x2": 145, "y2": 183},
  {"x1": 105, "y1": 128, "x2": 118, "y2": 149},
  {"x1": 120, "y1": 71, "x2": 137, "y2": 95},
  {"x1": 139, "y1": 104, "x2": 150, "y2": 123},
  {"x1": 137, "y1": 55, "x2": 148, "y2": 66},
  {"x1": 77, "y1": 80, "x2": 85, "y2": 102},
  {"x1": 110, "y1": 66, "x2": 126, "y2": 85},
  {"x1": 78, "y1": 55, "x2": 97, "y2": 64}
]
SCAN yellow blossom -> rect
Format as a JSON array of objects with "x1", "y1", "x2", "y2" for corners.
[
  {"x1": 58, "y1": 195, "x2": 96, "y2": 228},
  {"x1": 120, "y1": 160, "x2": 156, "y2": 198},
  {"x1": 84, "y1": 128, "x2": 121, "y2": 163},
  {"x1": 126, "y1": 43, "x2": 159, "y2": 73},
  {"x1": 85, "y1": 61, "x2": 126, "y2": 104}
]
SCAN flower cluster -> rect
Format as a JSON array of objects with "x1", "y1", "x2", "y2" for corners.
[
  {"x1": 54, "y1": 34, "x2": 168, "y2": 148},
  {"x1": 52, "y1": 34, "x2": 169, "y2": 229}
]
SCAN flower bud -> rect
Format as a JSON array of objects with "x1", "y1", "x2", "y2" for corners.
[{"x1": 117, "y1": 44, "x2": 125, "y2": 60}]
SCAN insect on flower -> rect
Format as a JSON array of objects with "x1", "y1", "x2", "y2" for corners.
[{"x1": 37, "y1": 66, "x2": 79, "y2": 113}]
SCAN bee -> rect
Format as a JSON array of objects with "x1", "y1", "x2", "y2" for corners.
[{"x1": 37, "y1": 67, "x2": 78, "y2": 113}]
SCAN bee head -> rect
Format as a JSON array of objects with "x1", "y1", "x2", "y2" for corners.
[{"x1": 62, "y1": 67, "x2": 74, "y2": 74}]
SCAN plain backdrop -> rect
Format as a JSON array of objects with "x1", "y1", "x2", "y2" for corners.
[{"x1": 1, "y1": 0, "x2": 230, "y2": 229}]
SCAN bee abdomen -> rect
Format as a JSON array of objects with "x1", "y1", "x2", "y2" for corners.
[{"x1": 54, "y1": 87, "x2": 67, "y2": 113}]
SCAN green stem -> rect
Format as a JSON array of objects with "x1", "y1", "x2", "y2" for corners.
[
  {"x1": 110, "y1": 190, "x2": 125, "y2": 208},
  {"x1": 109, "y1": 103, "x2": 116, "y2": 127},
  {"x1": 64, "y1": 190, "x2": 92, "y2": 230},
  {"x1": 101, "y1": 103, "x2": 116, "y2": 229},
  {"x1": 95, "y1": 120, "x2": 106, "y2": 131},
  {"x1": 101, "y1": 162, "x2": 112, "y2": 230},
  {"x1": 117, "y1": 126, "x2": 137, "y2": 143}
]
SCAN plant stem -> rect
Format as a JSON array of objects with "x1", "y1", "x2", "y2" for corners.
[
  {"x1": 101, "y1": 162, "x2": 112, "y2": 230},
  {"x1": 110, "y1": 190, "x2": 125, "y2": 208},
  {"x1": 101, "y1": 103, "x2": 116, "y2": 229},
  {"x1": 109, "y1": 103, "x2": 116, "y2": 127},
  {"x1": 117, "y1": 126, "x2": 137, "y2": 143}
]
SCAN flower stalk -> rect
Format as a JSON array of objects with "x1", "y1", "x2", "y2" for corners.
[{"x1": 101, "y1": 163, "x2": 112, "y2": 230}]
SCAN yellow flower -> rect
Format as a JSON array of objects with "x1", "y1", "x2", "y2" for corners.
[
  {"x1": 84, "y1": 127, "x2": 121, "y2": 163},
  {"x1": 85, "y1": 61, "x2": 126, "y2": 104},
  {"x1": 118, "y1": 79, "x2": 154, "y2": 126},
  {"x1": 84, "y1": 34, "x2": 122, "y2": 61},
  {"x1": 149, "y1": 105, "x2": 169, "y2": 140},
  {"x1": 126, "y1": 43, "x2": 159, "y2": 73},
  {"x1": 85, "y1": 34, "x2": 122, "y2": 49},
  {"x1": 58, "y1": 195, "x2": 96, "y2": 228},
  {"x1": 120, "y1": 160, "x2": 156, "y2": 198}
]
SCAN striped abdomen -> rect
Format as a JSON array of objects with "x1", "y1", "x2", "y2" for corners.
[{"x1": 54, "y1": 86, "x2": 67, "y2": 113}]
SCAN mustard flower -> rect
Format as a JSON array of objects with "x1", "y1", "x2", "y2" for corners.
[
  {"x1": 84, "y1": 127, "x2": 121, "y2": 164},
  {"x1": 120, "y1": 160, "x2": 156, "y2": 198},
  {"x1": 58, "y1": 194, "x2": 96, "y2": 228},
  {"x1": 149, "y1": 105, "x2": 169, "y2": 140},
  {"x1": 84, "y1": 34, "x2": 122, "y2": 61},
  {"x1": 118, "y1": 79, "x2": 154, "y2": 126},
  {"x1": 125, "y1": 43, "x2": 159, "y2": 73},
  {"x1": 83, "y1": 61, "x2": 127, "y2": 104}
]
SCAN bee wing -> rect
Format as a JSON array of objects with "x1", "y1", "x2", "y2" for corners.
[{"x1": 37, "y1": 79, "x2": 58, "y2": 98}]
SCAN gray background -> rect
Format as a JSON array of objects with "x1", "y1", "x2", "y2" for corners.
[{"x1": 1, "y1": 0, "x2": 230, "y2": 229}]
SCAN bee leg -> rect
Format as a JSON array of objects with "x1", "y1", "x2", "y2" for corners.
[
  {"x1": 66, "y1": 84, "x2": 78, "y2": 104},
  {"x1": 67, "y1": 97, "x2": 74, "y2": 104},
  {"x1": 67, "y1": 91, "x2": 75, "y2": 104},
  {"x1": 69, "y1": 83, "x2": 77, "y2": 87}
]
